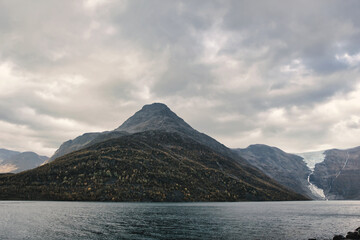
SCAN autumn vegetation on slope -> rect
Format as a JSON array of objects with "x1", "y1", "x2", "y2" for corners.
[{"x1": 0, "y1": 131, "x2": 307, "y2": 201}]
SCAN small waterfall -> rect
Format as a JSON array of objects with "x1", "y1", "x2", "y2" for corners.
[{"x1": 328, "y1": 151, "x2": 349, "y2": 194}]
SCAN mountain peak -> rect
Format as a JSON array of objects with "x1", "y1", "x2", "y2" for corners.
[
  {"x1": 141, "y1": 102, "x2": 170, "y2": 111},
  {"x1": 51, "y1": 102, "x2": 238, "y2": 162},
  {"x1": 137, "y1": 103, "x2": 176, "y2": 118},
  {"x1": 116, "y1": 103, "x2": 193, "y2": 133}
]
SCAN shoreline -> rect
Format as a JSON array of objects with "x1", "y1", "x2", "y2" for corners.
[{"x1": 309, "y1": 226, "x2": 360, "y2": 240}]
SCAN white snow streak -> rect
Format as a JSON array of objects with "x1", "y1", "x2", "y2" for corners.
[{"x1": 335, "y1": 152, "x2": 349, "y2": 179}]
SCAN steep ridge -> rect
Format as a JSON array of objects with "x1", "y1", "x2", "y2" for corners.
[
  {"x1": 0, "y1": 148, "x2": 48, "y2": 173},
  {"x1": 50, "y1": 131, "x2": 128, "y2": 161},
  {"x1": 311, "y1": 147, "x2": 360, "y2": 199},
  {"x1": 0, "y1": 131, "x2": 307, "y2": 201},
  {"x1": 234, "y1": 145, "x2": 312, "y2": 198}
]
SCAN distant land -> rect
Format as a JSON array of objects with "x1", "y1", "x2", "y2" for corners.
[{"x1": 0, "y1": 149, "x2": 48, "y2": 173}]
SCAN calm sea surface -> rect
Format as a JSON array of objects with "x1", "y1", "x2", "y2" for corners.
[{"x1": 0, "y1": 201, "x2": 359, "y2": 240}]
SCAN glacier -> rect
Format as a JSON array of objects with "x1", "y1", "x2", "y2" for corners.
[{"x1": 295, "y1": 151, "x2": 327, "y2": 200}]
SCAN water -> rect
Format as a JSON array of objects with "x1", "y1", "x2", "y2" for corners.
[{"x1": 0, "y1": 201, "x2": 359, "y2": 240}]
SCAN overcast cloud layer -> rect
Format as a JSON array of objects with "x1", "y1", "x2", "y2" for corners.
[{"x1": 1, "y1": 0, "x2": 360, "y2": 156}]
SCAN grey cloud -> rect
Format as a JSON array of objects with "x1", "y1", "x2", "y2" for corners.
[
  {"x1": 0, "y1": 1, "x2": 88, "y2": 70},
  {"x1": 153, "y1": 55, "x2": 214, "y2": 97},
  {"x1": 108, "y1": 0, "x2": 221, "y2": 48},
  {"x1": 0, "y1": 0, "x2": 360, "y2": 155},
  {"x1": 221, "y1": 1, "x2": 360, "y2": 73}
]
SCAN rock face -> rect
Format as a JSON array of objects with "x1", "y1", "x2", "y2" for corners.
[
  {"x1": 0, "y1": 131, "x2": 307, "y2": 201},
  {"x1": 234, "y1": 144, "x2": 312, "y2": 198},
  {"x1": 0, "y1": 103, "x2": 308, "y2": 201},
  {"x1": 311, "y1": 147, "x2": 360, "y2": 200},
  {"x1": 0, "y1": 149, "x2": 48, "y2": 173}
]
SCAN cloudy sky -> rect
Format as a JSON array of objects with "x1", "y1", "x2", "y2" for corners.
[{"x1": 1, "y1": 0, "x2": 360, "y2": 156}]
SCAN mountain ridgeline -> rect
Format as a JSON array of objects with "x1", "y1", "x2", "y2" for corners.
[
  {"x1": 0, "y1": 149, "x2": 48, "y2": 173},
  {"x1": 0, "y1": 103, "x2": 307, "y2": 201}
]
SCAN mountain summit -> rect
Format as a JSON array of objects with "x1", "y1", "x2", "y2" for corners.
[{"x1": 116, "y1": 103, "x2": 193, "y2": 134}]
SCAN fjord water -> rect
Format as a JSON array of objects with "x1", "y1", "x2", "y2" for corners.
[{"x1": 1, "y1": 201, "x2": 359, "y2": 240}]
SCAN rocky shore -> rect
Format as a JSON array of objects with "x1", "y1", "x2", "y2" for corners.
[{"x1": 309, "y1": 226, "x2": 360, "y2": 240}]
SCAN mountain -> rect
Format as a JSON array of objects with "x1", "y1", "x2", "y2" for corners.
[
  {"x1": 50, "y1": 103, "x2": 239, "y2": 163},
  {"x1": 0, "y1": 148, "x2": 48, "y2": 173},
  {"x1": 311, "y1": 147, "x2": 360, "y2": 200},
  {"x1": 0, "y1": 103, "x2": 308, "y2": 201},
  {"x1": 234, "y1": 144, "x2": 360, "y2": 200},
  {"x1": 234, "y1": 145, "x2": 312, "y2": 198},
  {"x1": 0, "y1": 131, "x2": 306, "y2": 201}
]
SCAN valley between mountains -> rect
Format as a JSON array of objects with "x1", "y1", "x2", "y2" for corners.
[{"x1": 0, "y1": 103, "x2": 359, "y2": 201}]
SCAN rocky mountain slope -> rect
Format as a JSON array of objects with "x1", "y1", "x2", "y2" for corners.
[
  {"x1": 0, "y1": 149, "x2": 48, "y2": 173},
  {"x1": 0, "y1": 131, "x2": 306, "y2": 201},
  {"x1": 234, "y1": 144, "x2": 312, "y2": 198},
  {"x1": 311, "y1": 147, "x2": 360, "y2": 200}
]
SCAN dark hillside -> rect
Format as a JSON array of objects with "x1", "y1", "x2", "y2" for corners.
[{"x1": 0, "y1": 131, "x2": 307, "y2": 201}]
